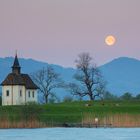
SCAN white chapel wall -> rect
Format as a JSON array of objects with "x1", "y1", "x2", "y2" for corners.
[
  {"x1": 2, "y1": 85, "x2": 12, "y2": 105},
  {"x1": 26, "y1": 89, "x2": 38, "y2": 103},
  {"x1": 2, "y1": 85, "x2": 26, "y2": 105},
  {"x1": 2, "y1": 85, "x2": 38, "y2": 105}
]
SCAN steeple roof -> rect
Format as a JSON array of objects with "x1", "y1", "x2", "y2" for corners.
[
  {"x1": 12, "y1": 53, "x2": 21, "y2": 74},
  {"x1": 12, "y1": 54, "x2": 20, "y2": 68}
]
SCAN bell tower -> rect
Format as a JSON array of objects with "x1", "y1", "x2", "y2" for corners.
[{"x1": 12, "y1": 52, "x2": 21, "y2": 75}]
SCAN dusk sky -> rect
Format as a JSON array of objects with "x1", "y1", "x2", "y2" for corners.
[{"x1": 0, "y1": 0, "x2": 140, "y2": 67}]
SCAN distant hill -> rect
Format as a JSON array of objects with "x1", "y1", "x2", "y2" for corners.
[
  {"x1": 100, "y1": 57, "x2": 140, "y2": 95},
  {"x1": 0, "y1": 57, "x2": 140, "y2": 99}
]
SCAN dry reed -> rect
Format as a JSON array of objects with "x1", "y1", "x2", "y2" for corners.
[{"x1": 82, "y1": 113, "x2": 140, "y2": 127}]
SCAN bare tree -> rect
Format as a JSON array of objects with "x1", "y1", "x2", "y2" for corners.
[
  {"x1": 67, "y1": 52, "x2": 106, "y2": 101},
  {"x1": 31, "y1": 66, "x2": 61, "y2": 103}
]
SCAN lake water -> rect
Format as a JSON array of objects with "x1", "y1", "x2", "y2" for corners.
[{"x1": 0, "y1": 128, "x2": 140, "y2": 140}]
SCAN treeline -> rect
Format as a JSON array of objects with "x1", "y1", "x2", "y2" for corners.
[
  {"x1": 49, "y1": 92, "x2": 140, "y2": 103},
  {"x1": 103, "y1": 92, "x2": 140, "y2": 101}
]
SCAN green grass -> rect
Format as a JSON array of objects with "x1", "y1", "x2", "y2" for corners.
[{"x1": 0, "y1": 100, "x2": 140, "y2": 124}]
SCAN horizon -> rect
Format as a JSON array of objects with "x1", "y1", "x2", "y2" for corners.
[{"x1": 1, "y1": 55, "x2": 140, "y2": 68}]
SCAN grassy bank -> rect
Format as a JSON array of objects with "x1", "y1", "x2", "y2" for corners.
[{"x1": 0, "y1": 100, "x2": 140, "y2": 128}]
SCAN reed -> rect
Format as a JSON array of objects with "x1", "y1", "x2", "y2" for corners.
[
  {"x1": 0, "y1": 115, "x2": 41, "y2": 128},
  {"x1": 82, "y1": 113, "x2": 140, "y2": 127}
]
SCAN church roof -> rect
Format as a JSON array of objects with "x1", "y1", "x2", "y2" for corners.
[{"x1": 1, "y1": 73, "x2": 38, "y2": 89}]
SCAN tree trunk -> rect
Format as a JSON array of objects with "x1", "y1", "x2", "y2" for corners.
[
  {"x1": 45, "y1": 95, "x2": 49, "y2": 103},
  {"x1": 89, "y1": 94, "x2": 94, "y2": 101}
]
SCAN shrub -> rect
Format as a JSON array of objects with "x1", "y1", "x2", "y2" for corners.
[
  {"x1": 103, "y1": 91, "x2": 118, "y2": 100},
  {"x1": 135, "y1": 94, "x2": 140, "y2": 100},
  {"x1": 63, "y1": 96, "x2": 73, "y2": 103},
  {"x1": 120, "y1": 92, "x2": 133, "y2": 100}
]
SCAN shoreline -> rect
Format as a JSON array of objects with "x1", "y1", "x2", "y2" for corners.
[{"x1": 0, "y1": 122, "x2": 140, "y2": 129}]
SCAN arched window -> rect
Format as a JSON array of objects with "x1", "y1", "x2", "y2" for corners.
[
  {"x1": 6, "y1": 90, "x2": 9, "y2": 96},
  {"x1": 20, "y1": 90, "x2": 22, "y2": 97},
  {"x1": 32, "y1": 91, "x2": 34, "y2": 98},
  {"x1": 28, "y1": 91, "x2": 30, "y2": 98}
]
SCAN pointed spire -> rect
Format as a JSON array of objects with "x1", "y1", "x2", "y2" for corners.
[{"x1": 12, "y1": 52, "x2": 21, "y2": 74}]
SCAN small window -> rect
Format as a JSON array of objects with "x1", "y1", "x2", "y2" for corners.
[
  {"x1": 6, "y1": 90, "x2": 9, "y2": 96},
  {"x1": 28, "y1": 91, "x2": 30, "y2": 98},
  {"x1": 20, "y1": 90, "x2": 22, "y2": 97},
  {"x1": 32, "y1": 91, "x2": 34, "y2": 98}
]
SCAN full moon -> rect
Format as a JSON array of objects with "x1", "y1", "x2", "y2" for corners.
[{"x1": 105, "y1": 35, "x2": 116, "y2": 46}]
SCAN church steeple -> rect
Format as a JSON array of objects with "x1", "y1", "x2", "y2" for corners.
[{"x1": 12, "y1": 52, "x2": 21, "y2": 74}]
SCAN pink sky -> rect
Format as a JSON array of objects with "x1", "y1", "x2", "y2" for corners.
[{"x1": 0, "y1": 0, "x2": 140, "y2": 67}]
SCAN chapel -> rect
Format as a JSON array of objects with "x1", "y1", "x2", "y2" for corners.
[{"x1": 1, "y1": 54, "x2": 38, "y2": 105}]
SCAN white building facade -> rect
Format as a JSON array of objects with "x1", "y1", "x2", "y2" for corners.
[{"x1": 1, "y1": 54, "x2": 38, "y2": 105}]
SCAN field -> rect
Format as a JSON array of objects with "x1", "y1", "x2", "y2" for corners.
[{"x1": 0, "y1": 100, "x2": 140, "y2": 128}]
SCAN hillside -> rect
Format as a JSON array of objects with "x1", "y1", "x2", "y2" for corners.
[
  {"x1": 100, "y1": 57, "x2": 140, "y2": 95},
  {"x1": 0, "y1": 57, "x2": 140, "y2": 98}
]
